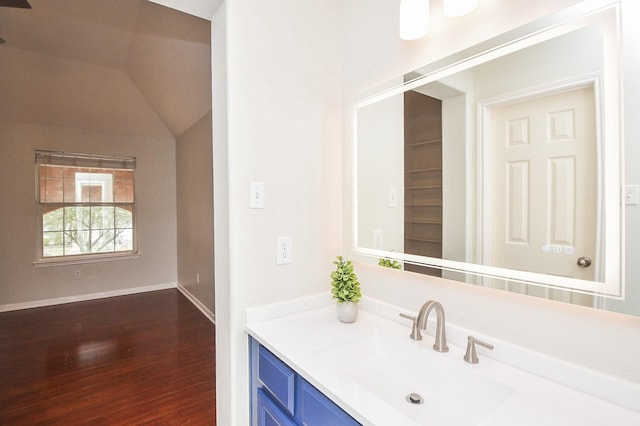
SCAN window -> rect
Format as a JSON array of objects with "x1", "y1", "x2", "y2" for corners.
[{"x1": 35, "y1": 150, "x2": 137, "y2": 262}]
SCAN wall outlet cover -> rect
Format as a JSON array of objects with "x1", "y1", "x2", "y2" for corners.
[{"x1": 277, "y1": 237, "x2": 292, "y2": 265}]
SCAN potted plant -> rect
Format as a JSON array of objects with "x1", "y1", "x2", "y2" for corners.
[
  {"x1": 378, "y1": 257, "x2": 402, "y2": 269},
  {"x1": 330, "y1": 256, "x2": 362, "y2": 323}
]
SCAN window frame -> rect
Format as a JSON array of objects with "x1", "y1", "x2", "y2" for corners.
[{"x1": 34, "y1": 150, "x2": 139, "y2": 266}]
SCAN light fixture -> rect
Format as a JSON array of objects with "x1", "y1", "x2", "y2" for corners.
[
  {"x1": 443, "y1": 0, "x2": 478, "y2": 17},
  {"x1": 399, "y1": 0, "x2": 430, "y2": 41}
]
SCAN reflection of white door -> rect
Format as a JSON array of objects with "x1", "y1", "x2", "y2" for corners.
[{"x1": 489, "y1": 85, "x2": 597, "y2": 281}]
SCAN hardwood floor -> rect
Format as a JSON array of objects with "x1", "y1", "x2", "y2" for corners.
[{"x1": 0, "y1": 289, "x2": 216, "y2": 425}]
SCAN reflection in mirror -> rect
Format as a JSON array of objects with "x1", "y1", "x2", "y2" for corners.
[{"x1": 354, "y1": 2, "x2": 625, "y2": 310}]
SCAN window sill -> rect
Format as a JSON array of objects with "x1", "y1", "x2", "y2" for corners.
[{"x1": 33, "y1": 253, "x2": 141, "y2": 268}]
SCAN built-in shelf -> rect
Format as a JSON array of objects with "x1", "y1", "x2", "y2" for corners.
[
  {"x1": 405, "y1": 237, "x2": 443, "y2": 243},
  {"x1": 405, "y1": 185, "x2": 442, "y2": 190},
  {"x1": 405, "y1": 138, "x2": 442, "y2": 147},
  {"x1": 405, "y1": 219, "x2": 443, "y2": 225},
  {"x1": 405, "y1": 167, "x2": 442, "y2": 174},
  {"x1": 404, "y1": 91, "x2": 443, "y2": 278},
  {"x1": 405, "y1": 202, "x2": 443, "y2": 207}
]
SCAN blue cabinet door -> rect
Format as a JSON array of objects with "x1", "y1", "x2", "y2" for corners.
[
  {"x1": 257, "y1": 388, "x2": 298, "y2": 426},
  {"x1": 299, "y1": 380, "x2": 361, "y2": 426},
  {"x1": 258, "y1": 345, "x2": 296, "y2": 416}
]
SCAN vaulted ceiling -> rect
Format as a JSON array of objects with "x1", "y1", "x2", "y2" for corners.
[{"x1": 0, "y1": 0, "x2": 211, "y2": 139}]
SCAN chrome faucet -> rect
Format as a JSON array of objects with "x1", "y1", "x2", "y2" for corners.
[{"x1": 416, "y1": 300, "x2": 449, "y2": 353}]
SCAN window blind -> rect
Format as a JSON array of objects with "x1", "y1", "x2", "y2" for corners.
[{"x1": 35, "y1": 150, "x2": 136, "y2": 170}]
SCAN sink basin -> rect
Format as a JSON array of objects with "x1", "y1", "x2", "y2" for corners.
[{"x1": 313, "y1": 329, "x2": 515, "y2": 425}]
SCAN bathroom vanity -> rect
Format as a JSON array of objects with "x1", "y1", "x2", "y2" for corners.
[
  {"x1": 246, "y1": 295, "x2": 640, "y2": 425},
  {"x1": 249, "y1": 338, "x2": 360, "y2": 425}
]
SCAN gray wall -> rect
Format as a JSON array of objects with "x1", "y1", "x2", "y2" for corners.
[
  {"x1": 176, "y1": 111, "x2": 215, "y2": 313},
  {"x1": 0, "y1": 120, "x2": 177, "y2": 306}
]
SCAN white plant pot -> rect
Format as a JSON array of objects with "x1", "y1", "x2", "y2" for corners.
[{"x1": 336, "y1": 301, "x2": 358, "y2": 323}]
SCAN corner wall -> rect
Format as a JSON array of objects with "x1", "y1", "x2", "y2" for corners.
[{"x1": 176, "y1": 111, "x2": 215, "y2": 314}]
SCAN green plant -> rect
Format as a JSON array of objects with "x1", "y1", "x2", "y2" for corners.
[
  {"x1": 330, "y1": 256, "x2": 362, "y2": 303},
  {"x1": 378, "y1": 257, "x2": 402, "y2": 269}
]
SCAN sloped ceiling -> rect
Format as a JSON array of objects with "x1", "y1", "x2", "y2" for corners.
[
  {"x1": 125, "y1": 1, "x2": 211, "y2": 137},
  {"x1": 0, "y1": 0, "x2": 211, "y2": 138}
]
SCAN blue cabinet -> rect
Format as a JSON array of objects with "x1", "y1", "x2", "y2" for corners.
[
  {"x1": 257, "y1": 388, "x2": 297, "y2": 426},
  {"x1": 257, "y1": 346, "x2": 296, "y2": 416},
  {"x1": 250, "y1": 337, "x2": 361, "y2": 426}
]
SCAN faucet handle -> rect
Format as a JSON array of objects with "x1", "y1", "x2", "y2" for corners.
[
  {"x1": 464, "y1": 336, "x2": 494, "y2": 364},
  {"x1": 399, "y1": 313, "x2": 422, "y2": 340}
]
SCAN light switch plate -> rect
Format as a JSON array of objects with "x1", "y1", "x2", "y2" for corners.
[
  {"x1": 249, "y1": 182, "x2": 264, "y2": 208},
  {"x1": 389, "y1": 187, "x2": 397, "y2": 208},
  {"x1": 624, "y1": 185, "x2": 639, "y2": 205}
]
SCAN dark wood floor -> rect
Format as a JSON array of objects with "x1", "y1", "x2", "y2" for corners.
[{"x1": 0, "y1": 289, "x2": 216, "y2": 425}]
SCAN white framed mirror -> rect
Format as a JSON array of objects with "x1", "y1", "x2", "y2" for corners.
[{"x1": 354, "y1": 1, "x2": 624, "y2": 305}]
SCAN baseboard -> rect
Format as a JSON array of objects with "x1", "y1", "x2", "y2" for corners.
[
  {"x1": 177, "y1": 284, "x2": 216, "y2": 324},
  {"x1": 0, "y1": 282, "x2": 177, "y2": 312}
]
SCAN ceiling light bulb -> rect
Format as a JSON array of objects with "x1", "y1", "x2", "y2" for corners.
[
  {"x1": 443, "y1": 0, "x2": 478, "y2": 17},
  {"x1": 400, "y1": 0, "x2": 430, "y2": 41}
]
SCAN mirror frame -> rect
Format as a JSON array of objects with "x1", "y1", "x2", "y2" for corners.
[{"x1": 352, "y1": 0, "x2": 624, "y2": 298}]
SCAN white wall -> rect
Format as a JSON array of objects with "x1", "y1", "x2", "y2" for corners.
[
  {"x1": 608, "y1": 0, "x2": 640, "y2": 316},
  {"x1": 441, "y1": 92, "x2": 467, "y2": 262},
  {"x1": 356, "y1": 88, "x2": 405, "y2": 255},
  {"x1": 472, "y1": 24, "x2": 604, "y2": 101},
  {"x1": 342, "y1": 0, "x2": 640, "y2": 383},
  {"x1": 211, "y1": 3, "x2": 231, "y2": 423},
  {"x1": 214, "y1": 1, "x2": 342, "y2": 424}
]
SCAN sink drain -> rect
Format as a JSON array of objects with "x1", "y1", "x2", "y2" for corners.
[{"x1": 405, "y1": 392, "x2": 424, "y2": 405}]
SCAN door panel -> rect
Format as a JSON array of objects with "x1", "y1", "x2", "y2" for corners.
[{"x1": 490, "y1": 85, "x2": 597, "y2": 282}]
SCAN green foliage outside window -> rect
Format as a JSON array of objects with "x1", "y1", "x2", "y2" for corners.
[{"x1": 42, "y1": 206, "x2": 133, "y2": 257}]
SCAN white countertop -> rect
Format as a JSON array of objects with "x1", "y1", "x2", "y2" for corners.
[{"x1": 246, "y1": 295, "x2": 640, "y2": 425}]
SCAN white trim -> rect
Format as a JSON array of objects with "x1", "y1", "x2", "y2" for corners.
[
  {"x1": 177, "y1": 284, "x2": 216, "y2": 324},
  {"x1": 33, "y1": 253, "x2": 141, "y2": 267},
  {"x1": 0, "y1": 282, "x2": 176, "y2": 312}
]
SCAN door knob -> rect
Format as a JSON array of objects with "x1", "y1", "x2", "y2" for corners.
[{"x1": 577, "y1": 256, "x2": 592, "y2": 267}]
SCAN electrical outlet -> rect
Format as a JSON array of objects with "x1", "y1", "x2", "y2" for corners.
[
  {"x1": 249, "y1": 182, "x2": 265, "y2": 209},
  {"x1": 277, "y1": 237, "x2": 292, "y2": 265},
  {"x1": 74, "y1": 270, "x2": 81, "y2": 279}
]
